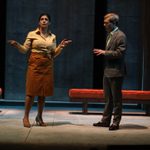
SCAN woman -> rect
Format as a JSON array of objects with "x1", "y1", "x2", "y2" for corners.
[{"x1": 8, "y1": 13, "x2": 72, "y2": 128}]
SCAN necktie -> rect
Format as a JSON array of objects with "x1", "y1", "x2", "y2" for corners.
[{"x1": 106, "y1": 33, "x2": 112, "y2": 47}]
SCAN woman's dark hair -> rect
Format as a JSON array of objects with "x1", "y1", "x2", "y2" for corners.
[{"x1": 38, "y1": 13, "x2": 51, "y2": 22}]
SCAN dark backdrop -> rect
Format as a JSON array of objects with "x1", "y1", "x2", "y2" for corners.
[
  {"x1": 0, "y1": 0, "x2": 6, "y2": 98},
  {"x1": 141, "y1": 0, "x2": 150, "y2": 90},
  {"x1": 0, "y1": 0, "x2": 150, "y2": 101},
  {"x1": 5, "y1": 0, "x2": 95, "y2": 100}
]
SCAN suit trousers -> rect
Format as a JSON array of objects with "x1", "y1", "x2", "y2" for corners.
[{"x1": 101, "y1": 76, "x2": 124, "y2": 125}]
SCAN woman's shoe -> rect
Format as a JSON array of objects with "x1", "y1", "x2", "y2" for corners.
[
  {"x1": 35, "y1": 116, "x2": 47, "y2": 126},
  {"x1": 23, "y1": 118, "x2": 31, "y2": 128}
]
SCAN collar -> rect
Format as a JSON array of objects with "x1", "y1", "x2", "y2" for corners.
[
  {"x1": 35, "y1": 28, "x2": 52, "y2": 35},
  {"x1": 110, "y1": 26, "x2": 119, "y2": 35}
]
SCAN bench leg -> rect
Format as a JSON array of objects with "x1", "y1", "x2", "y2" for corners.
[
  {"x1": 82, "y1": 101, "x2": 88, "y2": 114},
  {"x1": 145, "y1": 104, "x2": 150, "y2": 116}
]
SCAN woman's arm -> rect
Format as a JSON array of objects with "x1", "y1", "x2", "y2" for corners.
[
  {"x1": 8, "y1": 40, "x2": 30, "y2": 54},
  {"x1": 54, "y1": 39, "x2": 72, "y2": 58}
]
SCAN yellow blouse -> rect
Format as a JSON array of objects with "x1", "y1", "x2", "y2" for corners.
[{"x1": 17, "y1": 28, "x2": 62, "y2": 58}]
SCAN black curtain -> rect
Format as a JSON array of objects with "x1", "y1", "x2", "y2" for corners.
[
  {"x1": 93, "y1": 0, "x2": 107, "y2": 89},
  {"x1": 141, "y1": 0, "x2": 150, "y2": 90},
  {"x1": 0, "y1": 0, "x2": 6, "y2": 98}
]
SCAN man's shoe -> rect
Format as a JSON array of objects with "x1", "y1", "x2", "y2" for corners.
[
  {"x1": 109, "y1": 124, "x2": 119, "y2": 131},
  {"x1": 93, "y1": 121, "x2": 110, "y2": 127}
]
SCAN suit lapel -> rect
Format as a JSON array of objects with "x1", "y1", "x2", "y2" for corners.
[{"x1": 106, "y1": 31, "x2": 119, "y2": 50}]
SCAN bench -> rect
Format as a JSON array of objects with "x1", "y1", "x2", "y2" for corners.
[{"x1": 69, "y1": 89, "x2": 150, "y2": 115}]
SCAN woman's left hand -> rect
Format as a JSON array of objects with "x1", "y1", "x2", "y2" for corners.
[{"x1": 60, "y1": 39, "x2": 72, "y2": 48}]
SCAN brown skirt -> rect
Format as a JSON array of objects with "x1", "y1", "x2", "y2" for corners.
[{"x1": 26, "y1": 52, "x2": 54, "y2": 96}]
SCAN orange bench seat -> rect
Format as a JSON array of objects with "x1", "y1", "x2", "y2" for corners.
[{"x1": 69, "y1": 89, "x2": 150, "y2": 115}]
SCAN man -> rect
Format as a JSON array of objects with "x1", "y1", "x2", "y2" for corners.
[{"x1": 93, "y1": 13, "x2": 127, "y2": 130}]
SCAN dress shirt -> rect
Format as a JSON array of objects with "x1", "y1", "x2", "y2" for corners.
[
  {"x1": 17, "y1": 28, "x2": 63, "y2": 58},
  {"x1": 106, "y1": 27, "x2": 118, "y2": 47}
]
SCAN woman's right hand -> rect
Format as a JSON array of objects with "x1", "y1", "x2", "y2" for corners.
[{"x1": 8, "y1": 40, "x2": 18, "y2": 47}]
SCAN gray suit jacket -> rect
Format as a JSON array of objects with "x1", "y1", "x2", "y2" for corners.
[{"x1": 104, "y1": 29, "x2": 127, "y2": 77}]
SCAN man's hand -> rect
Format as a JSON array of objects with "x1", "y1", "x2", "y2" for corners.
[{"x1": 93, "y1": 49, "x2": 105, "y2": 56}]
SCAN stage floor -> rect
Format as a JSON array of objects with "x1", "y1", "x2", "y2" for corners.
[{"x1": 0, "y1": 105, "x2": 150, "y2": 150}]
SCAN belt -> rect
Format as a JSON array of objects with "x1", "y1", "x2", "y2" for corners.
[{"x1": 31, "y1": 52, "x2": 52, "y2": 59}]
